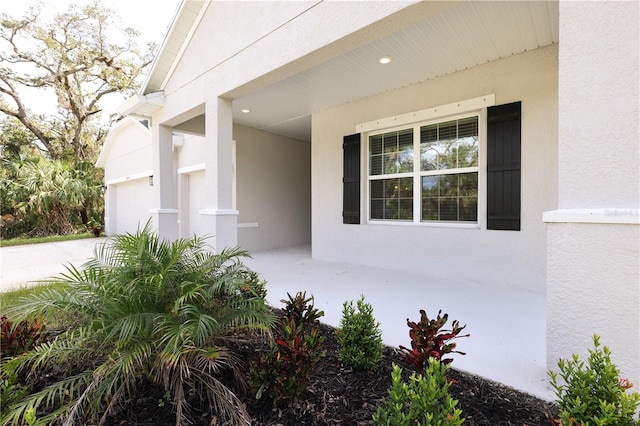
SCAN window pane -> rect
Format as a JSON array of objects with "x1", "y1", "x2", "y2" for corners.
[
  {"x1": 458, "y1": 136, "x2": 478, "y2": 167},
  {"x1": 458, "y1": 116, "x2": 478, "y2": 138},
  {"x1": 370, "y1": 154, "x2": 382, "y2": 175},
  {"x1": 420, "y1": 117, "x2": 478, "y2": 171},
  {"x1": 438, "y1": 120, "x2": 457, "y2": 140},
  {"x1": 370, "y1": 177, "x2": 413, "y2": 221},
  {"x1": 421, "y1": 173, "x2": 477, "y2": 222},
  {"x1": 370, "y1": 199, "x2": 384, "y2": 219},
  {"x1": 370, "y1": 134, "x2": 382, "y2": 155},
  {"x1": 369, "y1": 129, "x2": 413, "y2": 176}
]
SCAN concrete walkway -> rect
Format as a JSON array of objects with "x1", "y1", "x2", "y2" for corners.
[
  {"x1": 0, "y1": 238, "x2": 108, "y2": 291},
  {"x1": 0, "y1": 240, "x2": 551, "y2": 400}
]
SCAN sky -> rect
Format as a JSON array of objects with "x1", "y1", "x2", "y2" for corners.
[{"x1": 1, "y1": 0, "x2": 182, "y2": 116}]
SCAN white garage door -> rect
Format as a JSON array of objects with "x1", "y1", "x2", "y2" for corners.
[{"x1": 114, "y1": 179, "x2": 154, "y2": 235}]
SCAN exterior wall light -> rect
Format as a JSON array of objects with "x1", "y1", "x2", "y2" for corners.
[
  {"x1": 378, "y1": 56, "x2": 392, "y2": 64},
  {"x1": 241, "y1": 109, "x2": 250, "y2": 113}
]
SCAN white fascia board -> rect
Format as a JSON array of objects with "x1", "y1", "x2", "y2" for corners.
[
  {"x1": 356, "y1": 94, "x2": 495, "y2": 133},
  {"x1": 116, "y1": 92, "x2": 165, "y2": 117},
  {"x1": 159, "y1": 2, "x2": 210, "y2": 90}
]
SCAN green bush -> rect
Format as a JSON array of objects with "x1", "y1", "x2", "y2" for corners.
[
  {"x1": 373, "y1": 360, "x2": 465, "y2": 426},
  {"x1": 0, "y1": 224, "x2": 275, "y2": 426},
  {"x1": 336, "y1": 295, "x2": 383, "y2": 370},
  {"x1": 249, "y1": 292, "x2": 325, "y2": 406},
  {"x1": 548, "y1": 335, "x2": 640, "y2": 426}
]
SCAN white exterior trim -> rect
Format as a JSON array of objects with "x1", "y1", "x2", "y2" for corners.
[
  {"x1": 106, "y1": 170, "x2": 154, "y2": 186},
  {"x1": 177, "y1": 163, "x2": 206, "y2": 174},
  {"x1": 543, "y1": 208, "x2": 640, "y2": 225},
  {"x1": 149, "y1": 208, "x2": 179, "y2": 214},
  {"x1": 237, "y1": 222, "x2": 259, "y2": 228},
  {"x1": 199, "y1": 209, "x2": 240, "y2": 216},
  {"x1": 356, "y1": 94, "x2": 495, "y2": 133}
]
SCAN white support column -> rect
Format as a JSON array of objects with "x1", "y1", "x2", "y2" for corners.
[
  {"x1": 546, "y1": 1, "x2": 639, "y2": 389},
  {"x1": 178, "y1": 173, "x2": 190, "y2": 238},
  {"x1": 150, "y1": 124, "x2": 178, "y2": 240},
  {"x1": 201, "y1": 96, "x2": 238, "y2": 250}
]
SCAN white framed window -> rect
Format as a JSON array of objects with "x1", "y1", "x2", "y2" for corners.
[{"x1": 366, "y1": 113, "x2": 481, "y2": 224}]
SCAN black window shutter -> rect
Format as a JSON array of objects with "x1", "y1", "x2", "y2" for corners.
[
  {"x1": 343, "y1": 133, "x2": 361, "y2": 224},
  {"x1": 487, "y1": 102, "x2": 521, "y2": 231}
]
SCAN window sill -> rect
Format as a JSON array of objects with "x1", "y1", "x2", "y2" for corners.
[{"x1": 366, "y1": 220, "x2": 481, "y2": 229}]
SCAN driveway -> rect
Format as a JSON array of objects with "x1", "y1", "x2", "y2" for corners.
[{"x1": 0, "y1": 237, "x2": 108, "y2": 292}]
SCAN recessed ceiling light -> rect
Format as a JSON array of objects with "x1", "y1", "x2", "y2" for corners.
[
  {"x1": 241, "y1": 109, "x2": 250, "y2": 113},
  {"x1": 378, "y1": 56, "x2": 392, "y2": 65}
]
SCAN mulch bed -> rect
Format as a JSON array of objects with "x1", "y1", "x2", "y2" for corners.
[{"x1": 105, "y1": 318, "x2": 557, "y2": 425}]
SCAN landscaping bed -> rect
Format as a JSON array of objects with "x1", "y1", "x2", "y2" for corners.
[{"x1": 101, "y1": 319, "x2": 556, "y2": 426}]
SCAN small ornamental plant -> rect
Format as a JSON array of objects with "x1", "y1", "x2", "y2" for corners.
[
  {"x1": 548, "y1": 334, "x2": 640, "y2": 426},
  {"x1": 372, "y1": 360, "x2": 465, "y2": 426},
  {"x1": 399, "y1": 309, "x2": 468, "y2": 373},
  {"x1": 249, "y1": 292, "x2": 326, "y2": 406},
  {"x1": 0, "y1": 314, "x2": 47, "y2": 358},
  {"x1": 336, "y1": 295, "x2": 383, "y2": 370}
]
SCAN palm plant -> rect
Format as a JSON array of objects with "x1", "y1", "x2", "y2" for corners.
[{"x1": 1, "y1": 224, "x2": 275, "y2": 426}]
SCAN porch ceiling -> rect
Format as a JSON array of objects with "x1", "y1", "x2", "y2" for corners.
[{"x1": 229, "y1": 1, "x2": 558, "y2": 142}]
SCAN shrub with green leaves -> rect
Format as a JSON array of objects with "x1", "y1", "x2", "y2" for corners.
[
  {"x1": 249, "y1": 292, "x2": 325, "y2": 406},
  {"x1": 373, "y1": 360, "x2": 465, "y2": 426},
  {"x1": 336, "y1": 295, "x2": 383, "y2": 370},
  {"x1": 548, "y1": 334, "x2": 640, "y2": 426},
  {"x1": 0, "y1": 224, "x2": 275, "y2": 426}
]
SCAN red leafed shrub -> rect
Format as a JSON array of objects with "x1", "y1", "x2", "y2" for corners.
[
  {"x1": 399, "y1": 309, "x2": 468, "y2": 374},
  {"x1": 249, "y1": 292, "x2": 326, "y2": 406},
  {"x1": 0, "y1": 314, "x2": 47, "y2": 357}
]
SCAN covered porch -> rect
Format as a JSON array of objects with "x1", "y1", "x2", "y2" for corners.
[{"x1": 245, "y1": 245, "x2": 549, "y2": 400}]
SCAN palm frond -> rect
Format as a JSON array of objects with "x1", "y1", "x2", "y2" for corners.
[{"x1": 0, "y1": 371, "x2": 92, "y2": 426}]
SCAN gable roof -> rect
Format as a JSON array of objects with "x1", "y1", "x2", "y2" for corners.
[{"x1": 142, "y1": 0, "x2": 209, "y2": 94}]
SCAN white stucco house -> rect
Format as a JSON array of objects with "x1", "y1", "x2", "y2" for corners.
[{"x1": 99, "y1": 0, "x2": 639, "y2": 397}]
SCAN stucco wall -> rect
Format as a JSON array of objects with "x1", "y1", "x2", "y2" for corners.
[
  {"x1": 312, "y1": 44, "x2": 558, "y2": 293},
  {"x1": 557, "y1": 2, "x2": 639, "y2": 208},
  {"x1": 176, "y1": 134, "x2": 206, "y2": 169},
  {"x1": 234, "y1": 124, "x2": 311, "y2": 252},
  {"x1": 546, "y1": 0, "x2": 639, "y2": 390}
]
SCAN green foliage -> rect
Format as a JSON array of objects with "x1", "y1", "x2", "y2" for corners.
[
  {"x1": 399, "y1": 309, "x2": 468, "y2": 373},
  {"x1": 249, "y1": 292, "x2": 326, "y2": 406},
  {"x1": 0, "y1": 156, "x2": 103, "y2": 237},
  {"x1": 0, "y1": 224, "x2": 275, "y2": 426},
  {"x1": 0, "y1": 365, "x2": 28, "y2": 418},
  {"x1": 336, "y1": 295, "x2": 383, "y2": 370},
  {"x1": 373, "y1": 361, "x2": 465, "y2": 426},
  {"x1": 0, "y1": 315, "x2": 47, "y2": 357},
  {"x1": 548, "y1": 335, "x2": 640, "y2": 426}
]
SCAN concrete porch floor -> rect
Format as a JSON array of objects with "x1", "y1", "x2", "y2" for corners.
[{"x1": 245, "y1": 245, "x2": 552, "y2": 401}]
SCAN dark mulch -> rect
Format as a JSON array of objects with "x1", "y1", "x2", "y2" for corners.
[{"x1": 103, "y1": 318, "x2": 556, "y2": 426}]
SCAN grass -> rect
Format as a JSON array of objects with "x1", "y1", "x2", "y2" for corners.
[
  {"x1": 0, "y1": 282, "x2": 70, "y2": 327},
  {"x1": 0, "y1": 232, "x2": 96, "y2": 247}
]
